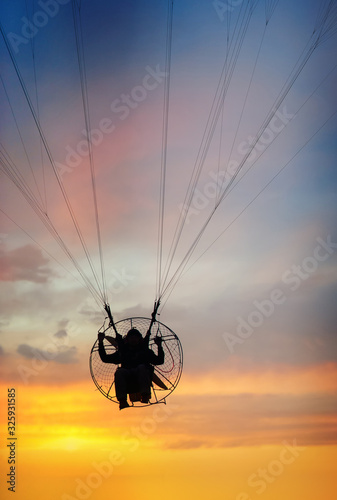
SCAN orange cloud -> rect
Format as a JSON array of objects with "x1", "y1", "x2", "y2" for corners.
[{"x1": 179, "y1": 361, "x2": 337, "y2": 396}]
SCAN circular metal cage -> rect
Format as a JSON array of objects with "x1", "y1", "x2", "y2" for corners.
[{"x1": 90, "y1": 317, "x2": 183, "y2": 406}]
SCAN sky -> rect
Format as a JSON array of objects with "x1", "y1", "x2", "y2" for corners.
[{"x1": 0, "y1": 0, "x2": 337, "y2": 499}]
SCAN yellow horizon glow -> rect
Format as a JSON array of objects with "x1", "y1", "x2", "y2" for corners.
[
  {"x1": 1, "y1": 445, "x2": 336, "y2": 500},
  {"x1": 1, "y1": 362, "x2": 336, "y2": 500}
]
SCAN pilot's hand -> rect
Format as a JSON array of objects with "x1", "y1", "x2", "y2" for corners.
[
  {"x1": 98, "y1": 332, "x2": 105, "y2": 341},
  {"x1": 154, "y1": 336, "x2": 162, "y2": 346}
]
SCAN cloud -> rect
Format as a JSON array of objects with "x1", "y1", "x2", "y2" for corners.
[
  {"x1": 17, "y1": 344, "x2": 78, "y2": 364},
  {"x1": 58, "y1": 319, "x2": 70, "y2": 329},
  {"x1": 0, "y1": 244, "x2": 55, "y2": 283},
  {"x1": 158, "y1": 391, "x2": 337, "y2": 449},
  {"x1": 0, "y1": 279, "x2": 92, "y2": 327},
  {"x1": 54, "y1": 329, "x2": 68, "y2": 339},
  {"x1": 165, "y1": 439, "x2": 206, "y2": 450},
  {"x1": 79, "y1": 304, "x2": 105, "y2": 324},
  {"x1": 0, "y1": 350, "x2": 88, "y2": 385}
]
